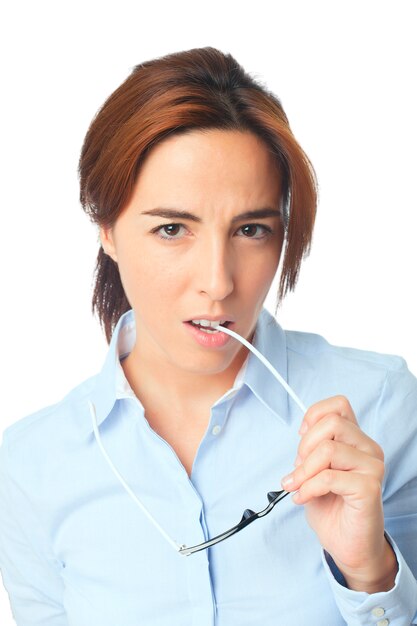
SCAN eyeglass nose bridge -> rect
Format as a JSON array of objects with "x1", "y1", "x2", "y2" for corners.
[
  {"x1": 240, "y1": 490, "x2": 289, "y2": 524},
  {"x1": 179, "y1": 489, "x2": 290, "y2": 556}
]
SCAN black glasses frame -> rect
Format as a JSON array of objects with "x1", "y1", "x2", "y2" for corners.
[{"x1": 178, "y1": 489, "x2": 290, "y2": 556}]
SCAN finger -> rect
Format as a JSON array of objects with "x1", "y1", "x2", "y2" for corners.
[
  {"x1": 299, "y1": 395, "x2": 357, "y2": 435},
  {"x1": 296, "y1": 413, "x2": 384, "y2": 464},
  {"x1": 283, "y1": 440, "x2": 385, "y2": 492},
  {"x1": 292, "y1": 469, "x2": 383, "y2": 506}
]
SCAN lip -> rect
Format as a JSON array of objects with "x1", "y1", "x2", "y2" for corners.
[{"x1": 183, "y1": 320, "x2": 234, "y2": 347}]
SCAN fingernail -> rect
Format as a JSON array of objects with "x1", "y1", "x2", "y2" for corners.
[
  {"x1": 299, "y1": 422, "x2": 308, "y2": 435},
  {"x1": 281, "y1": 473, "x2": 294, "y2": 488},
  {"x1": 292, "y1": 491, "x2": 301, "y2": 503}
]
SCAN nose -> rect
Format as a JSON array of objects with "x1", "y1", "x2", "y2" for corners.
[{"x1": 195, "y1": 236, "x2": 234, "y2": 301}]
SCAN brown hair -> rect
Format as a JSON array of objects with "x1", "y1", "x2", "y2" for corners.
[{"x1": 79, "y1": 47, "x2": 318, "y2": 343}]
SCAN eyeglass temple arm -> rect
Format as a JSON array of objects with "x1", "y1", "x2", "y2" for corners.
[
  {"x1": 214, "y1": 324, "x2": 307, "y2": 415},
  {"x1": 178, "y1": 489, "x2": 290, "y2": 556}
]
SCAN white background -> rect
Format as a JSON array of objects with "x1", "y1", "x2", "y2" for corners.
[{"x1": 1, "y1": 1, "x2": 416, "y2": 622}]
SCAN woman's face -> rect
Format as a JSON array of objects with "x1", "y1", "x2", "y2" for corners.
[{"x1": 100, "y1": 129, "x2": 284, "y2": 377}]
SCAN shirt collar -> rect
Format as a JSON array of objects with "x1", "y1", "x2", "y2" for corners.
[
  {"x1": 85, "y1": 309, "x2": 135, "y2": 435},
  {"x1": 85, "y1": 306, "x2": 290, "y2": 436},
  {"x1": 243, "y1": 307, "x2": 289, "y2": 423}
]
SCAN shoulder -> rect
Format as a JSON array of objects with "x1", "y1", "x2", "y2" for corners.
[
  {"x1": 285, "y1": 328, "x2": 407, "y2": 372},
  {"x1": 0, "y1": 374, "x2": 104, "y2": 539},
  {"x1": 0, "y1": 374, "x2": 97, "y2": 464},
  {"x1": 280, "y1": 324, "x2": 416, "y2": 419},
  {"x1": 283, "y1": 325, "x2": 417, "y2": 440}
]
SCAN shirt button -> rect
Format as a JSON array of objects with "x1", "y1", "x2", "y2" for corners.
[
  {"x1": 376, "y1": 619, "x2": 389, "y2": 626},
  {"x1": 372, "y1": 607, "x2": 385, "y2": 618},
  {"x1": 212, "y1": 425, "x2": 222, "y2": 436}
]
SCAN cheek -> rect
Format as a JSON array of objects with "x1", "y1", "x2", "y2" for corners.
[
  {"x1": 118, "y1": 246, "x2": 184, "y2": 308},
  {"x1": 241, "y1": 247, "x2": 281, "y2": 291}
]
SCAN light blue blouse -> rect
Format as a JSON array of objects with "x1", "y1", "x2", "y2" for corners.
[{"x1": 1, "y1": 307, "x2": 416, "y2": 625}]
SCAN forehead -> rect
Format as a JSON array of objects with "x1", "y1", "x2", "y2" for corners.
[{"x1": 131, "y1": 129, "x2": 282, "y2": 211}]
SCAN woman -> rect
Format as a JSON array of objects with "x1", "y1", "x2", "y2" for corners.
[{"x1": 0, "y1": 47, "x2": 416, "y2": 625}]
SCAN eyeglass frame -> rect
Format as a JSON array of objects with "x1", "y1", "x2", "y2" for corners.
[{"x1": 178, "y1": 489, "x2": 290, "y2": 555}]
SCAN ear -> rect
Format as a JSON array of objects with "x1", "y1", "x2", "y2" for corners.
[{"x1": 99, "y1": 226, "x2": 118, "y2": 263}]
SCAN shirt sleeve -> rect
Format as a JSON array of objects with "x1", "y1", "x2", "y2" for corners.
[
  {"x1": 322, "y1": 534, "x2": 417, "y2": 626},
  {"x1": 322, "y1": 360, "x2": 417, "y2": 626},
  {"x1": 0, "y1": 435, "x2": 69, "y2": 626}
]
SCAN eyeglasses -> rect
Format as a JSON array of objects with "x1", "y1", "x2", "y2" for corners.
[
  {"x1": 178, "y1": 489, "x2": 290, "y2": 555},
  {"x1": 90, "y1": 322, "x2": 307, "y2": 556}
]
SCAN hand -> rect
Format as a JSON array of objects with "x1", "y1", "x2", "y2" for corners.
[{"x1": 281, "y1": 395, "x2": 398, "y2": 592}]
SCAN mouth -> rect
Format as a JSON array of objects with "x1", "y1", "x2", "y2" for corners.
[{"x1": 185, "y1": 320, "x2": 233, "y2": 334}]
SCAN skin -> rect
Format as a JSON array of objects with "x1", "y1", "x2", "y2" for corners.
[
  {"x1": 100, "y1": 129, "x2": 284, "y2": 411},
  {"x1": 100, "y1": 128, "x2": 398, "y2": 593}
]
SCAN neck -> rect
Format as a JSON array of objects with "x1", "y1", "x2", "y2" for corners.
[{"x1": 121, "y1": 344, "x2": 248, "y2": 412}]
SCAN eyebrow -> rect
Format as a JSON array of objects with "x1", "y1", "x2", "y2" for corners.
[{"x1": 140, "y1": 207, "x2": 281, "y2": 224}]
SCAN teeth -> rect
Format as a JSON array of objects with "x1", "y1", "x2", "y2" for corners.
[
  {"x1": 191, "y1": 319, "x2": 227, "y2": 328},
  {"x1": 198, "y1": 327, "x2": 219, "y2": 334}
]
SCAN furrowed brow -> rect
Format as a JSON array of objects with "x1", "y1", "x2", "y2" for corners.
[{"x1": 141, "y1": 207, "x2": 281, "y2": 223}]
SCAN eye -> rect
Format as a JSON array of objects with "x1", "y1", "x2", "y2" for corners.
[
  {"x1": 237, "y1": 224, "x2": 273, "y2": 239},
  {"x1": 150, "y1": 222, "x2": 273, "y2": 242},
  {"x1": 151, "y1": 223, "x2": 187, "y2": 240}
]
